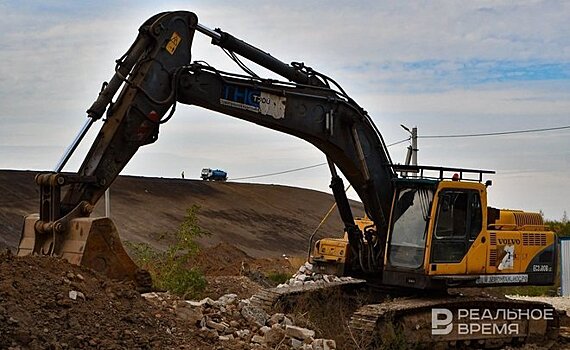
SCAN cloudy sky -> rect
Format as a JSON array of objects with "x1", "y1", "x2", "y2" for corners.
[{"x1": 1, "y1": 1, "x2": 569, "y2": 220}]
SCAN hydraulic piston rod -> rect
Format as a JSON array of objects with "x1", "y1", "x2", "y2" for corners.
[
  {"x1": 196, "y1": 22, "x2": 323, "y2": 86},
  {"x1": 54, "y1": 118, "x2": 94, "y2": 172}
]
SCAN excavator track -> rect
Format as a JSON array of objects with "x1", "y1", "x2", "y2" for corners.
[
  {"x1": 349, "y1": 296, "x2": 560, "y2": 349},
  {"x1": 249, "y1": 278, "x2": 367, "y2": 311},
  {"x1": 251, "y1": 280, "x2": 561, "y2": 349}
]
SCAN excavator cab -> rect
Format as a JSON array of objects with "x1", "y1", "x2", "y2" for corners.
[
  {"x1": 384, "y1": 169, "x2": 556, "y2": 290},
  {"x1": 383, "y1": 175, "x2": 471, "y2": 289}
]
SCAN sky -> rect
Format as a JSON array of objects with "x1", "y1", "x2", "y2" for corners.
[{"x1": 0, "y1": 1, "x2": 569, "y2": 220}]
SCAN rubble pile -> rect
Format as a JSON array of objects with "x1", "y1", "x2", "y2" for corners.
[
  {"x1": 144, "y1": 292, "x2": 337, "y2": 350},
  {"x1": 277, "y1": 262, "x2": 357, "y2": 289},
  {"x1": 0, "y1": 252, "x2": 207, "y2": 349}
]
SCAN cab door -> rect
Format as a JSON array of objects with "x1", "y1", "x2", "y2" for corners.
[
  {"x1": 464, "y1": 192, "x2": 486, "y2": 274},
  {"x1": 429, "y1": 189, "x2": 484, "y2": 274}
]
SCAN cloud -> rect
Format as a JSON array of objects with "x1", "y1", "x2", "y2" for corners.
[{"x1": 0, "y1": 1, "x2": 569, "y2": 219}]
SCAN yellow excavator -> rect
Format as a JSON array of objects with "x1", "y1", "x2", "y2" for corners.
[
  {"x1": 16, "y1": 11, "x2": 558, "y2": 347},
  {"x1": 312, "y1": 178, "x2": 556, "y2": 289}
]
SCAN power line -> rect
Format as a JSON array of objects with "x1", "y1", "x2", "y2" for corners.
[
  {"x1": 230, "y1": 163, "x2": 327, "y2": 181},
  {"x1": 419, "y1": 125, "x2": 570, "y2": 139},
  {"x1": 228, "y1": 124, "x2": 569, "y2": 181},
  {"x1": 386, "y1": 137, "x2": 411, "y2": 147},
  {"x1": 230, "y1": 137, "x2": 410, "y2": 181}
]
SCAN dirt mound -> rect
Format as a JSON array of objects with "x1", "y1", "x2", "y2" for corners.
[
  {"x1": 0, "y1": 170, "x2": 363, "y2": 258},
  {"x1": 0, "y1": 250, "x2": 339, "y2": 350},
  {"x1": 0, "y1": 170, "x2": 359, "y2": 348},
  {"x1": 191, "y1": 242, "x2": 252, "y2": 276},
  {"x1": 191, "y1": 242, "x2": 293, "y2": 277},
  {"x1": 202, "y1": 276, "x2": 262, "y2": 300},
  {"x1": 189, "y1": 242, "x2": 295, "y2": 299},
  {"x1": 0, "y1": 251, "x2": 214, "y2": 350}
]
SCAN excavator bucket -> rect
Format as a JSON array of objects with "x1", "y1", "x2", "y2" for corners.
[{"x1": 18, "y1": 214, "x2": 151, "y2": 291}]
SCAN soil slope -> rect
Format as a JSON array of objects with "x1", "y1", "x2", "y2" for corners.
[{"x1": 0, "y1": 170, "x2": 363, "y2": 257}]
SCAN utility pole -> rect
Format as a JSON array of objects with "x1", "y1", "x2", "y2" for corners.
[
  {"x1": 401, "y1": 125, "x2": 419, "y2": 177},
  {"x1": 411, "y1": 126, "x2": 418, "y2": 167}
]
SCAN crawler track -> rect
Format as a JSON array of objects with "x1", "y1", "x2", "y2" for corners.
[
  {"x1": 251, "y1": 282, "x2": 562, "y2": 348},
  {"x1": 349, "y1": 296, "x2": 560, "y2": 348}
]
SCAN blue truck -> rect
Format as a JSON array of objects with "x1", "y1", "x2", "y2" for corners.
[{"x1": 200, "y1": 168, "x2": 228, "y2": 181}]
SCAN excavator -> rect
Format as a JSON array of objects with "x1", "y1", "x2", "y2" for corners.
[{"x1": 16, "y1": 11, "x2": 559, "y2": 348}]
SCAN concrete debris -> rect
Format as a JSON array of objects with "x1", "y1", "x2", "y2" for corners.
[
  {"x1": 251, "y1": 334, "x2": 265, "y2": 344},
  {"x1": 68, "y1": 290, "x2": 85, "y2": 301},
  {"x1": 206, "y1": 319, "x2": 229, "y2": 332},
  {"x1": 312, "y1": 338, "x2": 337, "y2": 350},
  {"x1": 277, "y1": 260, "x2": 355, "y2": 288},
  {"x1": 174, "y1": 303, "x2": 203, "y2": 325},
  {"x1": 143, "y1": 291, "x2": 337, "y2": 349},
  {"x1": 290, "y1": 337, "x2": 304, "y2": 349},
  {"x1": 241, "y1": 305, "x2": 269, "y2": 326},
  {"x1": 186, "y1": 297, "x2": 216, "y2": 308},
  {"x1": 285, "y1": 325, "x2": 315, "y2": 340}
]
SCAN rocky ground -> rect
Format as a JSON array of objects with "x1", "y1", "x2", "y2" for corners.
[
  {"x1": 0, "y1": 251, "x2": 210, "y2": 349},
  {"x1": 0, "y1": 249, "x2": 344, "y2": 350},
  {"x1": 3, "y1": 247, "x2": 570, "y2": 350},
  {"x1": 143, "y1": 291, "x2": 338, "y2": 350},
  {"x1": 2, "y1": 170, "x2": 570, "y2": 349}
]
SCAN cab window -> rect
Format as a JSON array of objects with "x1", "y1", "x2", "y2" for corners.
[
  {"x1": 431, "y1": 189, "x2": 482, "y2": 263},
  {"x1": 388, "y1": 187, "x2": 434, "y2": 269}
]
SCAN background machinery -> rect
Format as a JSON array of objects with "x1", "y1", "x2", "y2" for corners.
[
  {"x1": 16, "y1": 11, "x2": 559, "y2": 347},
  {"x1": 200, "y1": 168, "x2": 228, "y2": 181}
]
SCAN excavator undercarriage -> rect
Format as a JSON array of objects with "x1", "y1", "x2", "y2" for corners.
[
  {"x1": 250, "y1": 282, "x2": 561, "y2": 348},
  {"x1": 350, "y1": 296, "x2": 559, "y2": 348}
]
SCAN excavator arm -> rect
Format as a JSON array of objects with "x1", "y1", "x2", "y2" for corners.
[{"x1": 18, "y1": 10, "x2": 396, "y2": 287}]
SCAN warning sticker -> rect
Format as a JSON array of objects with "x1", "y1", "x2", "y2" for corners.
[
  {"x1": 166, "y1": 32, "x2": 181, "y2": 55},
  {"x1": 498, "y1": 245, "x2": 515, "y2": 271}
]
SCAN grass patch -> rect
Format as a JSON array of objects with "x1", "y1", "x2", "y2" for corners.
[
  {"x1": 492, "y1": 285, "x2": 558, "y2": 297},
  {"x1": 266, "y1": 271, "x2": 290, "y2": 285},
  {"x1": 126, "y1": 205, "x2": 209, "y2": 299}
]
